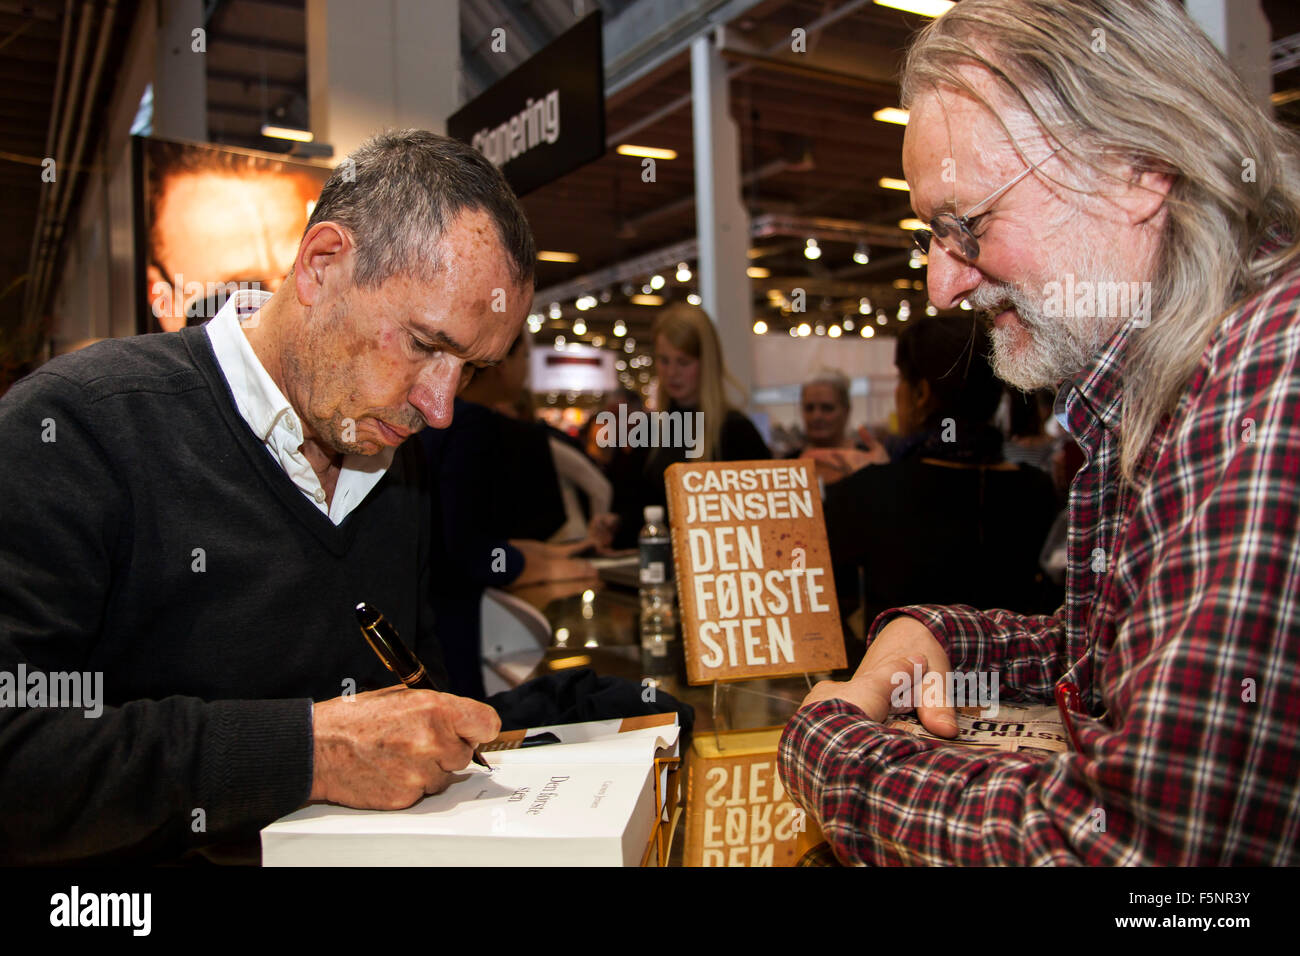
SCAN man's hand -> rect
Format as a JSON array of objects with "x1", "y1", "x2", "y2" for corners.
[
  {"x1": 511, "y1": 538, "x2": 596, "y2": 585},
  {"x1": 801, "y1": 654, "x2": 928, "y2": 721},
  {"x1": 799, "y1": 616, "x2": 959, "y2": 737},
  {"x1": 586, "y1": 513, "x2": 620, "y2": 551},
  {"x1": 309, "y1": 685, "x2": 501, "y2": 809}
]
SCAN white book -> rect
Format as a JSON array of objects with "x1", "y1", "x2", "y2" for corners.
[{"x1": 261, "y1": 721, "x2": 680, "y2": 867}]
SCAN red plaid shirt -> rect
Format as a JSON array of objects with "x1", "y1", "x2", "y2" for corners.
[{"x1": 779, "y1": 262, "x2": 1300, "y2": 866}]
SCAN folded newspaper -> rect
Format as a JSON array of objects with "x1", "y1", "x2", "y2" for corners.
[{"x1": 884, "y1": 702, "x2": 1068, "y2": 754}]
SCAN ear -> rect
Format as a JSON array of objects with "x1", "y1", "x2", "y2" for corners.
[
  {"x1": 1112, "y1": 166, "x2": 1174, "y2": 226},
  {"x1": 293, "y1": 221, "x2": 351, "y2": 306},
  {"x1": 915, "y1": 378, "x2": 936, "y2": 417}
]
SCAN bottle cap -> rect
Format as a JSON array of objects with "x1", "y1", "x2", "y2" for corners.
[{"x1": 644, "y1": 505, "x2": 664, "y2": 524}]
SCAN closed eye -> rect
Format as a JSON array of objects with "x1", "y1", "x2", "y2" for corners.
[
  {"x1": 966, "y1": 212, "x2": 993, "y2": 237},
  {"x1": 409, "y1": 332, "x2": 440, "y2": 354}
]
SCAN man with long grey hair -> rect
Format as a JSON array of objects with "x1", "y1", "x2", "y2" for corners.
[{"x1": 780, "y1": 0, "x2": 1300, "y2": 864}]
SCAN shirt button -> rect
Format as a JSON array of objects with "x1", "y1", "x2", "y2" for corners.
[{"x1": 314, "y1": 488, "x2": 326, "y2": 503}]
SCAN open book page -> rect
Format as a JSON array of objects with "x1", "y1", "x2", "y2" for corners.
[
  {"x1": 261, "y1": 722, "x2": 679, "y2": 866},
  {"x1": 884, "y1": 702, "x2": 1068, "y2": 754}
]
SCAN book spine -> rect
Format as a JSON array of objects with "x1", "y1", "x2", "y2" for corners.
[{"x1": 663, "y1": 463, "x2": 700, "y2": 683}]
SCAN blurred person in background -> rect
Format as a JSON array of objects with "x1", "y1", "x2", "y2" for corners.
[
  {"x1": 789, "y1": 368, "x2": 889, "y2": 486},
  {"x1": 609, "y1": 303, "x2": 770, "y2": 548},
  {"x1": 422, "y1": 330, "x2": 616, "y2": 696},
  {"x1": 824, "y1": 314, "x2": 1061, "y2": 666}
]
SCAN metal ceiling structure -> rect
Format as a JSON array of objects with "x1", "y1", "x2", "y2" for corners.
[{"x1": 8, "y1": 0, "x2": 1300, "y2": 370}]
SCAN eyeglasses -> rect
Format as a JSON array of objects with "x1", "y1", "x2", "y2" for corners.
[{"x1": 911, "y1": 142, "x2": 1066, "y2": 262}]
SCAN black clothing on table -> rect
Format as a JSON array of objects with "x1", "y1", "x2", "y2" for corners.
[
  {"x1": 0, "y1": 329, "x2": 447, "y2": 863},
  {"x1": 609, "y1": 403, "x2": 771, "y2": 549},
  {"x1": 824, "y1": 419, "x2": 1062, "y2": 668}
]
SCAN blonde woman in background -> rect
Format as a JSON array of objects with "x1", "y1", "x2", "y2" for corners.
[{"x1": 608, "y1": 303, "x2": 770, "y2": 548}]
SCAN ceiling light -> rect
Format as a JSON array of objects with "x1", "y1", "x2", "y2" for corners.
[
  {"x1": 747, "y1": 266, "x2": 770, "y2": 279},
  {"x1": 853, "y1": 243, "x2": 870, "y2": 265},
  {"x1": 843, "y1": 317, "x2": 855, "y2": 331},
  {"x1": 631, "y1": 294, "x2": 663, "y2": 305},
  {"x1": 613, "y1": 321, "x2": 627, "y2": 337},
  {"x1": 548, "y1": 302, "x2": 562, "y2": 319},
  {"x1": 874, "y1": 0, "x2": 955, "y2": 19},
  {"x1": 573, "y1": 318, "x2": 587, "y2": 335},
  {"x1": 828, "y1": 325, "x2": 842, "y2": 338},
  {"x1": 261, "y1": 124, "x2": 314, "y2": 142},
  {"x1": 797, "y1": 323, "x2": 811, "y2": 337},
  {"x1": 873, "y1": 107, "x2": 910, "y2": 126},
  {"x1": 675, "y1": 262, "x2": 692, "y2": 282},
  {"x1": 687, "y1": 293, "x2": 702, "y2": 305},
  {"x1": 753, "y1": 320, "x2": 768, "y2": 335},
  {"x1": 650, "y1": 274, "x2": 665, "y2": 290},
  {"x1": 878, "y1": 177, "x2": 910, "y2": 191},
  {"x1": 899, "y1": 218, "x2": 926, "y2": 231},
  {"x1": 538, "y1": 250, "x2": 579, "y2": 263},
  {"x1": 925, "y1": 304, "x2": 938, "y2": 316},
  {"x1": 858, "y1": 297, "x2": 872, "y2": 315},
  {"x1": 861, "y1": 325, "x2": 875, "y2": 338},
  {"x1": 960, "y1": 299, "x2": 972, "y2": 310},
  {"x1": 804, "y1": 238, "x2": 821, "y2": 260},
  {"x1": 616, "y1": 145, "x2": 678, "y2": 160}
]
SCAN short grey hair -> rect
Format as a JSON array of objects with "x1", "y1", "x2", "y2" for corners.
[
  {"x1": 801, "y1": 368, "x2": 851, "y2": 409},
  {"x1": 305, "y1": 128, "x2": 536, "y2": 289}
]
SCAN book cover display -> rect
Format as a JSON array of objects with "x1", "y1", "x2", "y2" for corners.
[{"x1": 664, "y1": 459, "x2": 847, "y2": 683}]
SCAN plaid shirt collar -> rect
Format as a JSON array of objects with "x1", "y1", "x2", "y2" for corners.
[{"x1": 1053, "y1": 317, "x2": 1133, "y2": 456}]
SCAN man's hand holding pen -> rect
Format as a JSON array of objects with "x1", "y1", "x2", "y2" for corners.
[{"x1": 308, "y1": 686, "x2": 500, "y2": 809}]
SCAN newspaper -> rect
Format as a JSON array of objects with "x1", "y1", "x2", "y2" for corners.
[{"x1": 884, "y1": 702, "x2": 1069, "y2": 754}]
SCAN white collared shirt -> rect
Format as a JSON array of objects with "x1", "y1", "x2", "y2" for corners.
[{"x1": 205, "y1": 289, "x2": 394, "y2": 524}]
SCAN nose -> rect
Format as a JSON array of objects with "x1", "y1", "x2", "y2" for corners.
[
  {"x1": 925, "y1": 242, "x2": 983, "y2": 311},
  {"x1": 408, "y1": 357, "x2": 463, "y2": 429}
]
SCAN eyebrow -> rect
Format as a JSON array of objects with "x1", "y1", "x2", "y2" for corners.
[{"x1": 410, "y1": 325, "x2": 500, "y2": 367}]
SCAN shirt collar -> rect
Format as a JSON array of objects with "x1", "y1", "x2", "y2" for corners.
[
  {"x1": 206, "y1": 289, "x2": 302, "y2": 445},
  {"x1": 1054, "y1": 318, "x2": 1133, "y2": 447}
]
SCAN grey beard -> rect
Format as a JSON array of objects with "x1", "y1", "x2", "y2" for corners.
[{"x1": 970, "y1": 280, "x2": 1109, "y2": 391}]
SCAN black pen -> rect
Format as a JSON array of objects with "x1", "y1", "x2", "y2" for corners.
[{"x1": 354, "y1": 602, "x2": 491, "y2": 770}]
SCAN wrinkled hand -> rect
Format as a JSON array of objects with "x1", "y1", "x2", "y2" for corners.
[
  {"x1": 799, "y1": 616, "x2": 958, "y2": 737},
  {"x1": 309, "y1": 685, "x2": 501, "y2": 809}
]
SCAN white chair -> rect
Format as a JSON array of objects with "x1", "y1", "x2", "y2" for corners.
[{"x1": 480, "y1": 587, "x2": 552, "y2": 696}]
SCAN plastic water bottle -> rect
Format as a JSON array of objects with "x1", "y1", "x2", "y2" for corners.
[{"x1": 638, "y1": 505, "x2": 676, "y2": 657}]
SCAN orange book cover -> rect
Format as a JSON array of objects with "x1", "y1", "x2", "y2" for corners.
[{"x1": 664, "y1": 459, "x2": 846, "y2": 683}]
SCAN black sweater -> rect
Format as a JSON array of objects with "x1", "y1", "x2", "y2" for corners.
[{"x1": 0, "y1": 328, "x2": 447, "y2": 863}]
